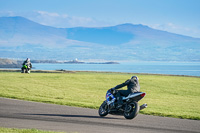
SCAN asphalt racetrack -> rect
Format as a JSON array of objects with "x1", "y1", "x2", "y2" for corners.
[{"x1": 0, "y1": 98, "x2": 199, "y2": 133}]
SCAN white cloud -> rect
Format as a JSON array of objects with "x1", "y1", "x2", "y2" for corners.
[
  {"x1": 37, "y1": 11, "x2": 60, "y2": 17},
  {"x1": 150, "y1": 23, "x2": 181, "y2": 32},
  {"x1": 0, "y1": 10, "x2": 111, "y2": 28},
  {"x1": 31, "y1": 11, "x2": 111, "y2": 28},
  {"x1": 149, "y1": 22, "x2": 200, "y2": 38}
]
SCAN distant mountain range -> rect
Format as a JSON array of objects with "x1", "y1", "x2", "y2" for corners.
[{"x1": 0, "y1": 16, "x2": 200, "y2": 62}]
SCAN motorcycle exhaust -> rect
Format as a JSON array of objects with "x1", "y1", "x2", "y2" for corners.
[{"x1": 140, "y1": 103, "x2": 147, "y2": 110}]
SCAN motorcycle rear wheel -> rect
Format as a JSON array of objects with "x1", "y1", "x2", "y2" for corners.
[
  {"x1": 98, "y1": 101, "x2": 108, "y2": 117},
  {"x1": 124, "y1": 101, "x2": 139, "y2": 119}
]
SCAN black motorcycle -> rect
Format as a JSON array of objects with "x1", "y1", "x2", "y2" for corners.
[
  {"x1": 98, "y1": 90, "x2": 147, "y2": 119},
  {"x1": 21, "y1": 64, "x2": 31, "y2": 73}
]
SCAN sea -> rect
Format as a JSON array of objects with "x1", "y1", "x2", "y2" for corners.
[{"x1": 32, "y1": 62, "x2": 200, "y2": 77}]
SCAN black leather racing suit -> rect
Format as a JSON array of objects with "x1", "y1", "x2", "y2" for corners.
[{"x1": 112, "y1": 77, "x2": 140, "y2": 105}]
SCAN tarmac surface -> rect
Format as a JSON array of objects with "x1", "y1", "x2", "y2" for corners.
[{"x1": 0, "y1": 97, "x2": 199, "y2": 133}]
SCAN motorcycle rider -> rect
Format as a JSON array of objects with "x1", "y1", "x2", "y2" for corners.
[
  {"x1": 21, "y1": 58, "x2": 32, "y2": 73},
  {"x1": 110, "y1": 76, "x2": 140, "y2": 108}
]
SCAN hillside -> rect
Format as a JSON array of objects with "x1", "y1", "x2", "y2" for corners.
[
  {"x1": 0, "y1": 58, "x2": 22, "y2": 68},
  {"x1": 0, "y1": 16, "x2": 200, "y2": 61}
]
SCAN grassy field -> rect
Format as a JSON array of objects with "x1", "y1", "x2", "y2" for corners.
[
  {"x1": 0, "y1": 71, "x2": 200, "y2": 120},
  {"x1": 0, "y1": 127, "x2": 65, "y2": 133}
]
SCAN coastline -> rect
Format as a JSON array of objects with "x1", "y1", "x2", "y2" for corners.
[{"x1": 0, "y1": 69, "x2": 199, "y2": 78}]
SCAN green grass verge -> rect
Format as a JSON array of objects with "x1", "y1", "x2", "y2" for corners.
[
  {"x1": 0, "y1": 72, "x2": 200, "y2": 120},
  {"x1": 0, "y1": 127, "x2": 65, "y2": 133}
]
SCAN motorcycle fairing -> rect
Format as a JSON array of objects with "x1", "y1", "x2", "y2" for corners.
[
  {"x1": 106, "y1": 91, "x2": 116, "y2": 105},
  {"x1": 122, "y1": 92, "x2": 146, "y2": 101}
]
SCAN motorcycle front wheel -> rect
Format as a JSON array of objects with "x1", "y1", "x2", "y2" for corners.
[
  {"x1": 21, "y1": 69, "x2": 25, "y2": 73},
  {"x1": 98, "y1": 101, "x2": 108, "y2": 117},
  {"x1": 124, "y1": 101, "x2": 139, "y2": 119}
]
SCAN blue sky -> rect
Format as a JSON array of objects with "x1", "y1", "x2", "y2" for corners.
[{"x1": 0, "y1": 0, "x2": 200, "y2": 38}]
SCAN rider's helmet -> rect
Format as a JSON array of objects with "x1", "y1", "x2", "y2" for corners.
[
  {"x1": 131, "y1": 76, "x2": 139, "y2": 80},
  {"x1": 26, "y1": 58, "x2": 30, "y2": 62}
]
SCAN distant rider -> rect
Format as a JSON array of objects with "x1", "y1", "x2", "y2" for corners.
[
  {"x1": 110, "y1": 76, "x2": 140, "y2": 108},
  {"x1": 21, "y1": 58, "x2": 32, "y2": 73}
]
